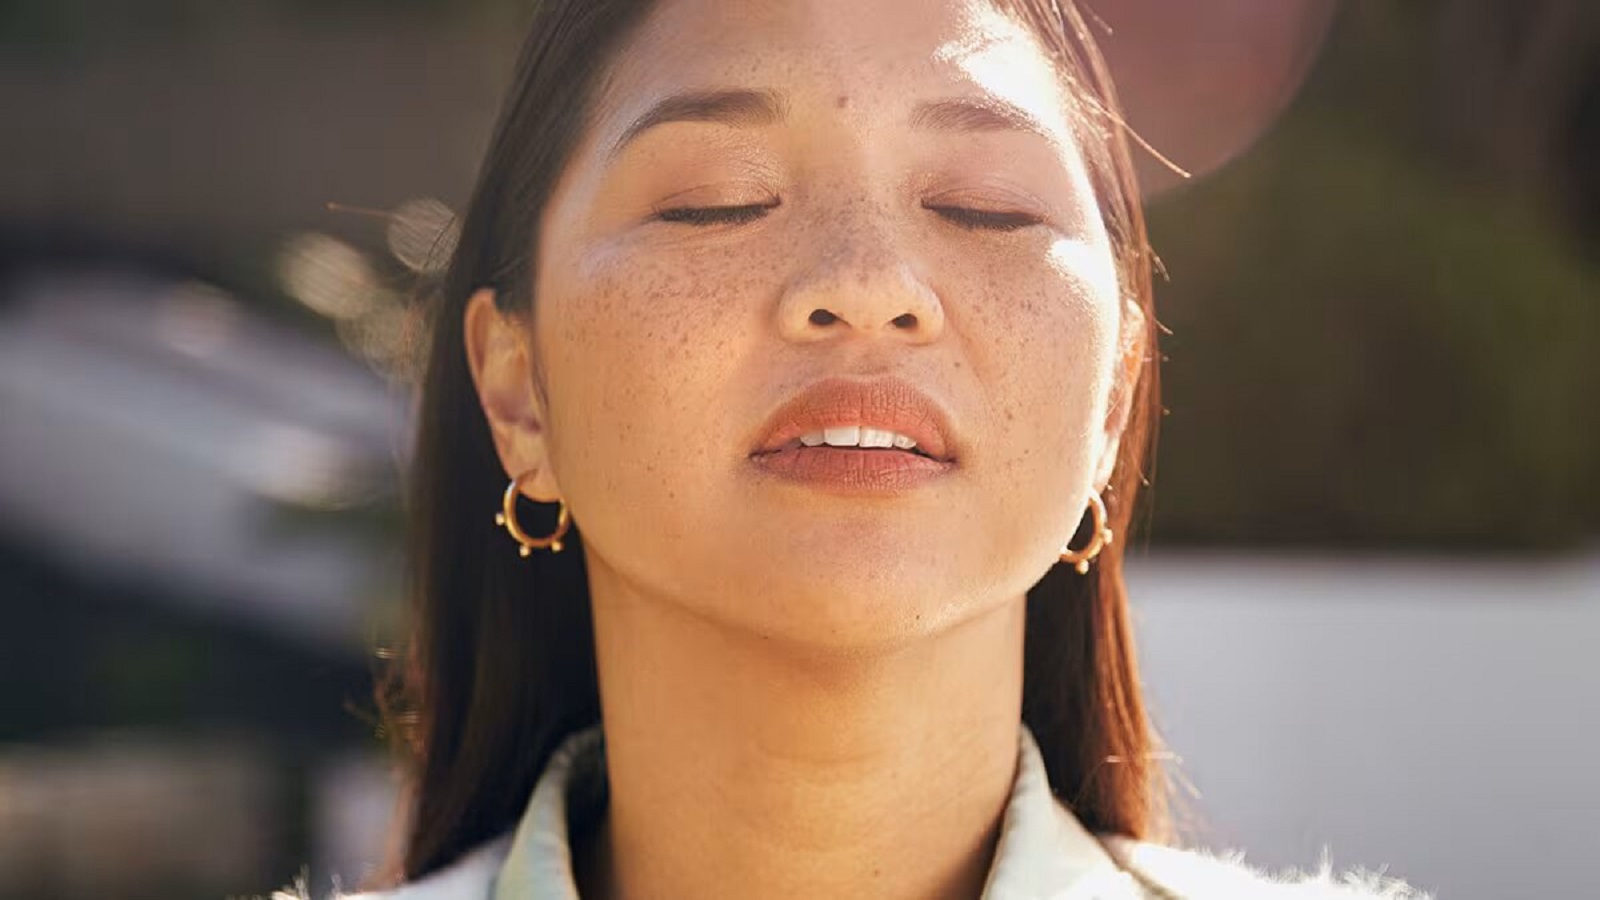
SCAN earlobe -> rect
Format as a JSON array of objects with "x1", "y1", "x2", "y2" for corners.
[{"x1": 463, "y1": 287, "x2": 564, "y2": 502}]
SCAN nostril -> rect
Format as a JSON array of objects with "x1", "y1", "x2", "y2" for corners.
[
  {"x1": 892, "y1": 313, "x2": 918, "y2": 329},
  {"x1": 809, "y1": 309, "x2": 839, "y2": 326}
]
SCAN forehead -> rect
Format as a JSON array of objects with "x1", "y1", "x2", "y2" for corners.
[{"x1": 590, "y1": 0, "x2": 1073, "y2": 140}]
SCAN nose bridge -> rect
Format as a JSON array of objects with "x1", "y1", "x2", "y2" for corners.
[{"x1": 777, "y1": 196, "x2": 944, "y2": 343}]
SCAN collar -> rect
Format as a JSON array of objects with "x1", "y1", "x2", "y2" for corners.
[{"x1": 489, "y1": 724, "x2": 1142, "y2": 900}]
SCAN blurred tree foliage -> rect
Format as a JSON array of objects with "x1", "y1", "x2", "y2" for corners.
[
  {"x1": 1145, "y1": 0, "x2": 1598, "y2": 550},
  {"x1": 0, "y1": 0, "x2": 520, "y2": 53}
]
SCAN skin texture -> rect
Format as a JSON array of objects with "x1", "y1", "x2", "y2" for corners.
[{"x1": 464, "y1": 0, "x2": 1142, "y2": 896}]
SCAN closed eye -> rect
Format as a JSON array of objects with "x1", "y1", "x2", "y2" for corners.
[
  {"x1": 924, "y1": 204, "x2": 1042, "y2": 232},
  {"x1": 655, "y1": 200, "x2": 780, "y2": 226}
]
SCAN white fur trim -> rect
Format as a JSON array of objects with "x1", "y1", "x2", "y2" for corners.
[{"x1": 1098, "y1": 835, "x2": 1434, "y2": 899}]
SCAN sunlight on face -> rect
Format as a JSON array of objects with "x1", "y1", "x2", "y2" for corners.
[
  {"x1": 530, "y1": 0, "x2": 1124, "y2": 651},
  {"x1": 933, "y1": 5, "x2": 1068, "y2": 136},
  {"x1": 940, "y1": 4, "x2": 1122, "y2": 303}
]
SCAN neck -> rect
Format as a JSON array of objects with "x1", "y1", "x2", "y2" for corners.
[{"x1": 575, "y1": 565, "x2": 1027, "y2": 900}]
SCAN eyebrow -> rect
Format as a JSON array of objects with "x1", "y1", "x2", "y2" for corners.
[
  {"x1": 907, "y1": 96, "x2": 1053, "y2": 141},
  {"x1": 607, "y1": 89, "x2": 1052, "y2": 158},
  {"x1": 608, "y1": 89, "x2": 787, "y2": 159}
]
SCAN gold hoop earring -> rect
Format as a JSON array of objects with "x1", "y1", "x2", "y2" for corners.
[
  {"x1": 495, "y1": 470, "x2": 571, "y2": 556},
  {"x1": 1058, "y1": 489, "x2": 1112, "y2": 575}
]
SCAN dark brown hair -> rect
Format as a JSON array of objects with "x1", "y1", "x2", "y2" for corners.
[{"x1": 376, "y1": 0, "x2": 1169, "y2": 886}]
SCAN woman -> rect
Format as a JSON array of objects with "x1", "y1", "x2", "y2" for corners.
[{"x1": 295, "y1": 0, "x2": 1428, "y2": 896}]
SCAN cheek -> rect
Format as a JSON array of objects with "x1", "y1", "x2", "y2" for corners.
[
  {"x1": 949, "y1": 240, "x2": 1120, "y2": 568},
  {"x1": 534, "y1": 246, "x2": 767, "y2": 542},
  {"x1": 960, "y1": 243, "x2": 1119, "y2": 462}
]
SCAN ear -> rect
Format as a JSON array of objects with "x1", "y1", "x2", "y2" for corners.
[
  {"x1": 463, "y1": 287, "x2": 563, "y2": 502},
  {"x1": 1092, "y1": 303, "x2": 1149, "y2": 491}
]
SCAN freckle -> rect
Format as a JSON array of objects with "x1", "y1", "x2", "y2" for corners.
[{"x1": 836, "y1": 94, "x2": 850, "y2": 108}]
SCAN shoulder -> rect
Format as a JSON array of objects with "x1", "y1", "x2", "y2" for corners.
[
  {"x1": 1097, "y1": 834, "x2": 1434, "y2": 900},
  {"x1": 269, "y1": 834, "x2": 512, "y2": 900}
]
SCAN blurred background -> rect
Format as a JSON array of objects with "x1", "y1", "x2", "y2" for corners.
[{"x1": 0, "y1": 1, "x2": 1593, "y2": 898}]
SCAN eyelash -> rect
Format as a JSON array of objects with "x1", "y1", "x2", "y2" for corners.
[
  {"x1": 653, "y1": 201, "x2": 1042, "y2": 231},
  {"x1": 921, "y1": 204, "x2": 1043, "y2": 232},
  {"x1": 656, "y1": 201, "x2": 779, "y2": 226}
]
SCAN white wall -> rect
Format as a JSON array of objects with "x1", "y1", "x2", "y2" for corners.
[{"x1": 1127, "y1": 550, "x2": 1599, "y2": 899}]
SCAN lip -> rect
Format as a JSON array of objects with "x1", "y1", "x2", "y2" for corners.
[
  {"x1": 750, "y1": 376, "x2": 958, "y2": 462},
  {"x1": 747, "y1": 376, "x2": 959, "y2": 493}
]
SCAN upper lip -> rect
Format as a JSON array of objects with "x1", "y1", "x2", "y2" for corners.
[{"x1": 750, "y1": 376, "x2": 957, "y2": 462}]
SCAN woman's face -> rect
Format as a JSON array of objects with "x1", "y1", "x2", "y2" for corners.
[{"x1": 505, "y1": 0, "x2": 1130, "y2": 649}]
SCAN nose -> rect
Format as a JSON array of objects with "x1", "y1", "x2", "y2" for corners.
[{"x1": 776, "y1": 227, "x2": 945, "y2": 345}]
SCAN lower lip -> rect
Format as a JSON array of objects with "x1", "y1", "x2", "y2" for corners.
[{"x1": 748, "y1": 446, "x2": 954, "y2": 493}]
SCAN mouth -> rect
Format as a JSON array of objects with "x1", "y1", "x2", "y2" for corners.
[
  {"x1": 748, "y1": 377, "x2": 959, "y2": 492},
  {"x1": 760, "y1": 425, "x2": 939, "y2": 459}
]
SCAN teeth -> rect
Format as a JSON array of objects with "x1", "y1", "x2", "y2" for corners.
[
  {"x1": 822, "y1": 426, "x2": 861, "y2": 447},
  {"x1": 798, "y1": 426, "x2": 919, "y2": 450},
  {"x1": 859, "y1": 427, "x2": 895, "y2": 448}
]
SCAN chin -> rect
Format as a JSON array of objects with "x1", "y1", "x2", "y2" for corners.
[{"x1": 700, "y1": 549, "x2": 1013, "y2": 657}]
